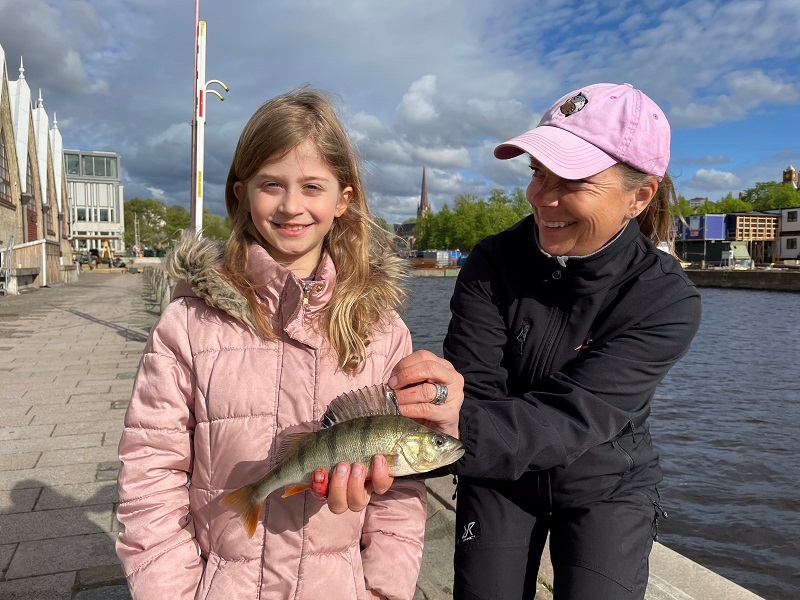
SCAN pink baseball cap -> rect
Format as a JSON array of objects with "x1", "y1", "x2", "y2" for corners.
[{"x1": 494, "y1": 83, "x2": 670, "y2": 181}]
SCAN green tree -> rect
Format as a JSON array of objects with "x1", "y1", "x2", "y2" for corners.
[
  {"x1": 202, "y1": 209, "x2": 230, "y2": 241},
  {"x1": 509, "y1": 187, "x2": 531, "y2": 220},
  {"x1": 164, "y1": 204, "x2": 191, "y2": 244},
  {"x1": 715, "y1": 192, "x2": 752, "y2": 214},
  {"x1": 741, "y1": 181, "x2": 800, "y2": 210},
  {"x1": 695, "y1": 199, "x2": 721, "y2": 215},
  {"x1": 373, "y1": 217, "x2": 392, "y2": 232},
  {"x1": 671, "y1": 194, "x2": 694, "y2": 217},
  {"x1": 124, "y1": 198, "x2": 167, "y2": 249}
]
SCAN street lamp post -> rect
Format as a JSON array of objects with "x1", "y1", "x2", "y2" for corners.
[{"x1": 191, "y1": 16, "x2": 228, "y2": 234}]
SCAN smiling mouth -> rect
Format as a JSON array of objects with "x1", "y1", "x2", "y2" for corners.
[
  {"x1": 276, "y1": 223, "x2": 310, "y2": 231},
  {"x1": 540, "y1": 220, "x2": 575, "y2": 228}
]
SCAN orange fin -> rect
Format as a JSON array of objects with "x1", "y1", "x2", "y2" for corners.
[
  {"x1": 220, "y1": 485, "x2": 263, "y2": 538},
  {"x1": 281, "y1": 483, "x2": 310, "y2": 498}
]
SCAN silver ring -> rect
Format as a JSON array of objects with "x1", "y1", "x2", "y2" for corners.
[{"x1": 431, "y1": 383, "x2": 448, "y2": 405}]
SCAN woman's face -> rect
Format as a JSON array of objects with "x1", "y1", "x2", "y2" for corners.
[{"x1": 526, "y1": 159, "x2": 649, "y2": 256}]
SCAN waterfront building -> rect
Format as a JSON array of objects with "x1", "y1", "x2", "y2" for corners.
[
  {"x1": 674, "y1": 212, "x2": 780, "y2": 265},
  {"x1": 64, "y1": 148, "x2": 125, "y2": 254},
  {"x1": 0, "y1": 41, "x2": 74, "y2": 295},
  {"x1": 764, "y1": 206, "x2": 800, "y2": 260}
]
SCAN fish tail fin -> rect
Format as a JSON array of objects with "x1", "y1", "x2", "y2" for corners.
[{"x1": 220, "y1": 484, "x2": 263, "y2": 538}]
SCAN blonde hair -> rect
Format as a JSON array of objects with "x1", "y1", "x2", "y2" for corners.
[
  {"x1": 223, "y1": 86, "x2": 408, "y2": 373},
  {"x1": 615, "y1": 163, "x2": 679, "y2": 257}
]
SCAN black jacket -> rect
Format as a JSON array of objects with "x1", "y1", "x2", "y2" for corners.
[{"x1": 444, "y1": 215, "x2": 701, "y2": 500}]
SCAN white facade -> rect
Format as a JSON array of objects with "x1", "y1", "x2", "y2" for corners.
[
  {"x1": 65, "y1": 149, "x2": 125, "y2": 253},
  {"x1": 777, "y1": 207, "x2": 800, "y2": 259}
]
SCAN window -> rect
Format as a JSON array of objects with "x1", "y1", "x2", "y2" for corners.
[
  {"x1": 788, "y1": 211, "x2": 798, "y2": 223},
  {"x1": 0, "y1": 132, "x2": 10, "y2": 203},
  {"x1": 79, "y1": 155, "x2": 119, "y2": 178},
  {"x1": 99, "y1": 208, "x2": 110, "y2": 222},
  {"x1": 76, "y1": 208, "x2": 87, "y2": 221},
  {"x1": 788, "y1": 238, "x2": 798, "y2": 250},
  {"x1": 66, "y1": 153, "x2": 80, "y2": 175}
]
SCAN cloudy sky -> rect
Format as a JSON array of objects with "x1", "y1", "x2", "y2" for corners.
[{"x1": 0, "y1": 0, "x2": 798, "y2": 223}]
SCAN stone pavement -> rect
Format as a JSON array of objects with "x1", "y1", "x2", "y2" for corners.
[{"x1": 0, "y1": 273, "x2": 764, "y2": 600}]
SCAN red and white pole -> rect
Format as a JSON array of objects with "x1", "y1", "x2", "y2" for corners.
[{"x1": 193, "y1": 19, "x2": 207, "y2": 233}]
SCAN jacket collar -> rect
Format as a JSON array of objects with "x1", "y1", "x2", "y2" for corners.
[
  {"x1": 246, "y1": 241, "x2": 336, "y2": 347},
  {"x1": 167, "y1": 232, "x2": 336, "y2": 347},
  {"x1": 530, "y1": 217, "x2": 645, "y2": 297}
]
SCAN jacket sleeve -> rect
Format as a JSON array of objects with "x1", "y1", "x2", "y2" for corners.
[
  {"x1": 444, "y1": 245, "x2": 702, "y2": 481},
  {"x1": 116, "y1": 300, "x2": 204, "y2": 599},
  {"x1": 361, "y1": 316, "x2": 427, "y2": 600}
]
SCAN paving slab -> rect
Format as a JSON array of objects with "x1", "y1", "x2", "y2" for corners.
[
  {"x1": 6, "y1": 532, "x2": 117, "y2": 580},
  {"x1": 36, "y1": 482, "x2": 118, "y2": 511},
  {"x1": 0, "y1": 487, "x2": 39, "y2": 513},
  {"x1": 37, "y1": 446, "x2": 120, "y2": 469},
  {"x1": 0, "y1": 464, "x2": 99, "y2": 491},
  {"x1": 0, "y1": 505, "x2": 115, "y2": 544},
  {"x1": 0, "y1": 433, "x2": 104, "y2": 456},
  {"x1": 0, "y1": 572, "x2": 75, "y2": 600}
]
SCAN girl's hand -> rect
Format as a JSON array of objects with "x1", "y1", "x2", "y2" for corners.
[
  {"x1": 387, "y1": 349, "x2": 463, "y2": 440},
  {"x1": 309, "y1": 454, "x2": 394, "y2": 514}
]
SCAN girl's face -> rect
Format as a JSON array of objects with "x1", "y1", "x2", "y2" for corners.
[
  {"x1": 526, "y1": 158, "x2": 651, "y2": 256},
  {"x1": 234, "y1": 140, "x2": 351, "y2": 278}
]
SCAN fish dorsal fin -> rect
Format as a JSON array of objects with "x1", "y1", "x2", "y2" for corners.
[
  {"x1": 276, "y1": 432, "x2": 313, "y2": 462},
  {"x1": 320, "y1": 384, "x2": 400, "y2": 429}
]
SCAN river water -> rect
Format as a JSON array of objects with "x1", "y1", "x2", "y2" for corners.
[{"x1": 404, "y1": 277, "x2": 799, "y2": 600}]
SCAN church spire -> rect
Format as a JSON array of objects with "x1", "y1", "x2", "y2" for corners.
[
  {"x1": 417, "y1": 167, "x2": 429, "y2": 218},
  {"x1": 18, "y1": 56, "x2": 25, "y2": 79}
]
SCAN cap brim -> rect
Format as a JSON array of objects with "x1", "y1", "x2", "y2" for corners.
[{"x1": 494, "y1": 125, "x2": 617, "y2": 180}]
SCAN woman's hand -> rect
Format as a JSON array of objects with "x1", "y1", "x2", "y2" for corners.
[
  {"x1": 309, "y1": 454, "x2": 394, "y2": 514},
  {"x1": 387, "y1": 349, "x2": 463, "y2": 440}
]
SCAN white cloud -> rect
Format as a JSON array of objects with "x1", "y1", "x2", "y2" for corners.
[
  {"x1": 686, "y1": 169, "x2": 742, "y2": 191},
  {"x1": 147, "y1": 187, "x2": 167, "y2": 200},
  {"x1": 396, "y1": 76, "x2": 439, "y2": 126}
]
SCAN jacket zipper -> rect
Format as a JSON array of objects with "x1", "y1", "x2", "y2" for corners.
[
  {"x1": 514, "y1": 319, "x2": 532, "y2": 368},
  {"x1": 302, "y1": 281, "x2": 312, "y2": 311},
  {"x1": 533, "y1": 306, "x2": 565, "y2": 380}
]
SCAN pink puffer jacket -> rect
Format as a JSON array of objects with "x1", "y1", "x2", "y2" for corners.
[{"x1": 116, "y1": 236, "x2": 425, "y2": 600}]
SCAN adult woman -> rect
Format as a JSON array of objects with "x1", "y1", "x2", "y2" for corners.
[
  {"x1": 328, "y1": 82, "x2": 700, "y2": 599},
  {"x1": 435, "y1": 82, "x2": 701, "y2": 600}
]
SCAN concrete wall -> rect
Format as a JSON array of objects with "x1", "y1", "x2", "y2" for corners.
[{"x1": 686, "y1": 269, "x2": 800, "y2": 292}]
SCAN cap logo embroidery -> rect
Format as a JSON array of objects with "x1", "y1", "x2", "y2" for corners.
[{"x1": 560, "y1": 92, "x2": 588, "y2": 116}]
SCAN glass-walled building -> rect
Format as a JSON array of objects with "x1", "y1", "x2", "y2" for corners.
[{"x1": 65, "y1": 149, "x2": 125, "y2": 253}]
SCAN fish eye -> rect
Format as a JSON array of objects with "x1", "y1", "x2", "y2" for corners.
[{"x1": 433, "y1": 435, "x2": 445, "y2": 447}]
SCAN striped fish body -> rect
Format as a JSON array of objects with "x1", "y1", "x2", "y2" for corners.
[
  {"x1": 252, "y1": 414, "x2": 448, "y2": 500},
  {"x1": 220, "y1": 385, "x2": 464, "y2": 537}
]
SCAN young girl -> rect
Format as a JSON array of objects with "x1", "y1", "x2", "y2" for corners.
[{"x1": 115, "y1": 87, "x2": 426, "y2": 600}]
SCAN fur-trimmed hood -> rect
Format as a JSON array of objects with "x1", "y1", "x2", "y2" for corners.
[{"x1": 165, "y1": 232, "x2": 260, "y2": 331}]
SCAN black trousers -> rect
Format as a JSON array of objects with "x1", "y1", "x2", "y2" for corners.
[{"x1": 453, "y1": 476, "x2": 658, "y2": 600}]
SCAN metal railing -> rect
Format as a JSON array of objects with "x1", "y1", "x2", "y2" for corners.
[{"x1": 0, "y1": 236, "x2": 13, "y2": 296}]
